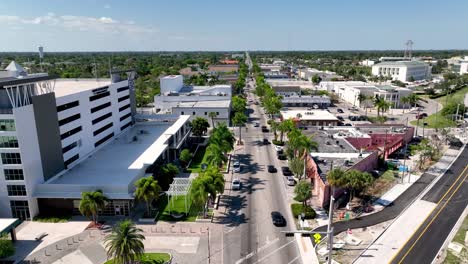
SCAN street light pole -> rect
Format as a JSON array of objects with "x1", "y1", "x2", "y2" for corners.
[{"x1": 327, "y1": 195, "x2": 335, "y2": 264}]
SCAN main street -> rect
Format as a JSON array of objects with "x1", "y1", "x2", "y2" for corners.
[{"x1": 221, "y1": 76, "x2": 302, "y2": 264}]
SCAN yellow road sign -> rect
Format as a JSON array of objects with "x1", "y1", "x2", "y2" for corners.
[{"x1": 313, "y1": 233, "x2": 322, "y2": 243}]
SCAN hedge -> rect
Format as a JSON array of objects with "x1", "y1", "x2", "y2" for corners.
[{"x1": 291, "y1": 204, "x2": 316, "y2": 219}]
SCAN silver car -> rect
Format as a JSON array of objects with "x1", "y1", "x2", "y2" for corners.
[
  {"x1": 232, "y1": 178, "x2": 241, "y2": 190},
  {"x1": 287, "y1": 176, "x2": 296, "y2": 186}
]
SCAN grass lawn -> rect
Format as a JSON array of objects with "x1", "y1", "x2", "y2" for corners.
[
  {"x1": 412, "y1": 86, "x2": 468, "y2": 129},
  {"x1": 187, "y1": 146, "x2": 207, "y2": 173},
  {"x1": 452, "y1": 216, "x2": 468, "y2": 244},
  {"x1": 33, "y1": 214, "x2": 71, "y2": 223},
  {"x1": 364, "y1": 169, "x2": 397, "y2": 198},
  {"x1": 104, "y1": 253, "x2": 171, "y2": 264},
  {"x1": 155, "y1": 194, "x2": 204, "y2": 222}
]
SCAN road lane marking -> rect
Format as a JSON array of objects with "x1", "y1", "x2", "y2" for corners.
[
  {"x1": 234, "y1": 237, "x2": 280, "y2": 264},
  {"x1": 390, "y1": 165, "x2": 468, "y2": 263},
  {"x1": 287, "y1": 256, "x2": 300, "y2": 264},
  {"x1": 253, "y1": 239, "x2": 296, "y2": 263}
]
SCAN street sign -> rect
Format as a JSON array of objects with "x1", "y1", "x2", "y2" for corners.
[
  {"x1": 345, "y1": 212, "x2": 350, "y2": 221},
  {"x1": 313, "y1": 233, "x2": 322, "y2": 244}
]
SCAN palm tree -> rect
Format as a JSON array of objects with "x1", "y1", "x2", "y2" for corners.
[
  {"x1": 344, "y1": 170, "x2": 373, "y2": 201},
  {"x1": 232, "y1": 112, "x2": 247, "y2": 145},
  {"x1": 205, "y1": 144, "x2": 227, "y2": 167},
  {"x1": 400, "y1": 96, "x2": 410, "y2": 112},
  {"x1": 294, "y1": 180, "x2": 312, "y2": 209},
  {"x1": 270, "y1": 121, "x2": 279, "y2": 142},
  {"x1": 357, "y1": 93, "x2": 366, "y2": 108},
  {"x1": 279, "y1": 119, "x2": 295, "y2": 143},
  {"x1": 189, "y1": 166, "x2": 225, "y2": 217},
  {"x1": 79, "y1": 190, "x2": 108, "y2": 224},
  {"x1": 374, "y1": 96, "x2": 391, "y2": 117},
  {"x1": 326, "y1": 168, "x2": 347, "y2": 188},
  {"x1": 104, "y1": 220, "x2": 145, "y2": 264},
  {"x1": 210, "y1": 123, "x2": 234, "y2": 154},
  {"x1": 134, "y1": 176, "x2": 161, "y2": 216},
  {"x1": 208, "y1": 112, "x2": 217, "y2": 128},
  {"x1": 407, "y1": 94, "x2": 421, "y2": 108}
]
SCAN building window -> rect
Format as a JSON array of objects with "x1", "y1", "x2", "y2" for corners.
[
  {"x1": 118, "y1": 95, "x2": 130, "y2": 102},
  {"x1": 64, "y1": 154, "x2": 79, "y2": 167},
  {"x1": 0, "y1": 136, "x2": 19, "y2": 148},
  {"x1": 92, "y1": 112, "x2": 112, "y2": 125},
  {"x1": 119, "y1": 104, "x2": 130, "y2": 112},
  {"x1": 10, "y1": 200, "x2": 30, "y2": 220},
  {"x1": 95, "y1": 132, "x2": 114, "y2": 147},
  {"x1": 192, "y1": 112, "x2": 196, "y2": 115},
  {"x1": 120, "y1": 121, "x2": 132, "y2": 131},
  {"x1": 4, "y1": 169, "x2": 24, "y2": 181},
  {"x1": 117, "y1": 86, "x2": 129, "y2": 93},
  {"x1": 60, "y1": 126, "x2": 82, "y2": 140},
  {"x1": 216, "y1": 112, "x2": 219, "y2": 115},
  {"x1": 120, "y1": 112, "x2": 131, "y2": 121},
  {"x1": 204, "y1": 112, "x2": 207, "y2": 115},
  {"x1": 91, "y1": 102, "x2": 111, "y2": 113},
  {"x1": 1, "y1": 153, "x2": 21, "y2": 164},
  {"x1": 181, "y1": 112, "x2": 184, "y2": 115},
  {"x1": 93, "y1": 122, "x2": 113, "y2": 136},
  {"x1": 57, "y1": 101, "x2": 79, "y2": 112},
  {"x1": 0, "y1": 119, "x2": 15, "y2": 131},
  {"x1": 62, "y1": 141, "x2": 78, "y2": 154},
  {"x1": 58, "y1": 113, "x2": 81, "y2": 126},
  {"x1": 89, "y1": 91, "x2": 110, "y2": 101},
  {"x1": 7, "y1": 185, "x2": 27, "y2": 196}
]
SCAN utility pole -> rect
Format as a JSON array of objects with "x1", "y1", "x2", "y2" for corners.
[
  {"x1": 415, "y1": 108, "x2": 421, "y2": 137},
  {"x1": 327, "y1": 195, "x2": 335, "y2": 264}
]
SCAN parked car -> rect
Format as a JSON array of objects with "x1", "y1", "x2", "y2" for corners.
[
  {"x1": 261, "y1": 126, "x2": 269, "y2": 132},
  {"x1": 281, "y1": 166, "x2": 292, "y2": 176},
  {"x1": 276, "y1": 148, "x2": 284, "y2": 155},
  {"x1": 271, "y1": 211, "x2": 286, "y2": 226},
  {"x1": 448, "y1": 136, "x2": 463, "y2": 147},
  {"x1": 344, "y1": 123, "x2": 352, "y2": 126},
  {"x1": 277, "y1": 154, "x2": 287, "y2": 160},
  {"x1": 337, "y1": 116, "x2": 344, "y2": 121},
  {"x1": 287, "y1": 176, "x2": 296, "y2": 186},
  {"x1": 254, "y1": 122, "x2": 260, "y2": 127},
  {"x1": 337, "y1": 108, "x2": 344, "y2": 113},
  {"x1": 267, "y1": 165, "x2": 277, "y2": 173},
  {"x1": 233, "y1": 161, "x2": 241, "y2": 172},
  {"x1": 263, "y1": 138, "x2": 269, "y2": 145},
  {"x1": 232, "y1": 178, "x2": 241, "y2": 190}
]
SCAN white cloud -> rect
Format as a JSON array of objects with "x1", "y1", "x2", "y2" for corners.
[{"x1": 0, "y1": 14, "x2": 157, "y2": 34}]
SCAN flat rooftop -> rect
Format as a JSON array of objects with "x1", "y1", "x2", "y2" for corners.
[
  {"x1": 53, "y1": 78, "x2": 112, "y2": 98},
  {"x1": 281, "y1": 110, "x2": 338, "y2": 121},
  {"x1": 176, "y1": 100, "x2": 231, "y2": 108}
]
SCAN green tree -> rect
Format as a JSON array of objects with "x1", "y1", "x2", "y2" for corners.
[
  {"x1": 326, "y1": 168, "x2": 347, "y2": 188},
  {"x1": 189, "y1": 166, "x2": 225, "y2": 217},
  {"x1": 278, "y1": 119, "x2": 295, "y2": 143},
  {"x1": 232, "y1": 96, "x2": 247, "y2": 113},
  {"x1": 179, "y1": 149, "x2": 192, "y2": 166},
  {"x1": 205, "y1": 144, "x2": 227, "y2": 167},
  {"x1": 208, "y1": 112, "x2": 217, "y2": 128},
  {"x1": 134, "y1": 176, "x2": 161, "y2": 216},
  {"x1": 104, "y1": 220, "x2": 145, "y2": 264},
  {"x1": 210, "y1": 123, "x2": 234, "y2": 154},
  {"x1": 400, "y1": 96, "x2": 410, "y2": 111},
  {"x1": 0, "y1": 234, "x2": 15, "y2": 258},
  {"x1": 79, "y1": 190, "x2": 108, "y2": 224},
  {"x1": 294, "y1": 180, "x2": 312, "y2": 209},
  {"x1": 289, "y1": 158, "x2": 305, "y2": 180},
  {"x1": 191, "y1": 117, "x2": 210, "y2": 139},
  {"x1": 374, "y1": 96, "x2": 391, "y2": 117},
  {"x1": 270, "y1": 121, "x2": 279, "y2": 141},
  {"x1": 311, "y1": 74, "x2": 322, "y2": 85},
  {"x1": 357, "y1": 93, "x2": 367, "y2": 108},
  {"x1": 407, "y1": 94, "x2": 421, "y2": 108},
  {"x1": 344, "y1": 170, "x2": 373, "y2": 200},
  {"x1": 232, "y1": 111, "x2": 247, "y2": 144}
]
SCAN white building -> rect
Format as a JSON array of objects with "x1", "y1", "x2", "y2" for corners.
[
  {"x1": 371, "y1": 61, "x2": 431, "y2": 82},
  {"x1": 155, "y1": 75, "x2": 232, "y2": 125},
  {"x1": 360, "y1": 60, "x2": 375, "y2": 66},
  {"x1": 297, "y1": 68, "x2": 341, "y2": 82},
  {"x1": 280, "y1": 110, "x2": 338, "y2": 127},
  {"x1": 460, "y1": 56, "x2": 468, "y2": 75},
  {"x1": 0, "y1": 62, "x2": 190, "y2": 220}
]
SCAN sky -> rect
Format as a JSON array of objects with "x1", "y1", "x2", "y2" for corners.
[{"x1": 0, "y1": 0, "x2": 467, "y2": 52}]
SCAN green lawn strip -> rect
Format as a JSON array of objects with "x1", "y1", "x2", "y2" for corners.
[
  {"x1": 443, "y1": 250, "x2": 462, "y2": 264},
  {"x1": 436, "y1": 86, "x2": 468, "y2": 107},
  {"x1": 380, "y1": 169, "x2": 396, "y2": 181},
  {"x1": 155, "y1": 194, "x2": 203, "y2": 222},
  {"x1": 452, "y1": 216, "x2": 468, "y2": 245},
  {"x1": 410, "y1": 112, "x2": 456, "y2": 129},
  {"x1": 187, "y1": 146, "x2": 207, "y2": 173},
  {"x1": 33, "y1": 215, "x2": 71, "y2": 223},
  {"x1": 103, "y1": 253, "x2": 171, "y2": 264}
]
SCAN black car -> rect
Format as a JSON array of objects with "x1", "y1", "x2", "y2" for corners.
[
  {"x1": 263, "y1": 138, "x2": 269, "y2": 145},
  {"x1": 267, "y1": 165, "x2": 277, "y2": 173},
  {"x1": 271, "y1": 211, "x2": 286, "y2": 226},
  {"x1": 261, "y1": 126, "x2": 269, "y2": 132},
  {"x1": 337, "y1": 108, "x2": 344, "y2": 113},
  {"x1": 281, "y1": 166, "x2": 292, "y2": 176},
  {"x1": 277, "y1": 154, "x2": 287, "y2": 160},
  {"x1": 337, "y1": 116, "x2": 344, "y2": 121}
]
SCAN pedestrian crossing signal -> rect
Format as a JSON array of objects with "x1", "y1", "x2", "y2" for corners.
[{"x1": 313, "y1": 233, "x2": 322, "y2": 244}]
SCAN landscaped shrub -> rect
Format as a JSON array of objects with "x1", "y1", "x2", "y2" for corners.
[
  {"x1": 291, "y1": 204, "x2": 316, "y2": 219},
  {"x1": 272, "y1": 140, "x2": 284, "y2": 146},
  {"x1": 0, "y1": 234, "x2": 15, "y2": 258},
  {"x1": 33, "y1": 214, "x2": 71, "y2": 223}
]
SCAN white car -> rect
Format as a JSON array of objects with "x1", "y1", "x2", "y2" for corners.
[
  {"x1": 232, "y1": 178, "x2": 241, "y2": 190},
  {"x1": 287, "y1": 176, "x2": 296, "y2": 186},
  {"x1": 274, "y1": 145, "x2": 283, "y2": 151},
  {"x1": 233, "y1": 161, "x2": 241, "y2": 172},
  {"x1": 254, "y1": 122, "x2": 260, "y2": 127}
]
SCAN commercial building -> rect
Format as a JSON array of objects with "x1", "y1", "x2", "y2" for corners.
[
  {"x1": 280, "y1": 109, "x2": 338, "y2": 127},
  {"x1": 155, "y1": 75, "x2": 232, "y2": 125},
  {"x1": 207, "y1": 64, "x2": 239, "y2": 74},
  {"x1": 460, "y1": 56, "x2": 468, "y2": 75},
  {"x1": 0, "y1": 62, "x2": 190, "y2": 220},
  {"x1": 371, "y1": 61, "x2": 431, "y2": 82},
  {"x1": 281, "y1": 96, "x2": 331, "y2": 108},
  {"x1": 360, "y1": 60, "x2": 375, "y2": 66},
  {"x1": 297, "y1": 68, "x2": 342, "y2": 81}
]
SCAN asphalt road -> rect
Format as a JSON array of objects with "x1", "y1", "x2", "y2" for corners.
[
  {"x1": 390, "y1": 146, "x2": 468, "y2": 264},
  {"x1": 222, "y1": 80, "x2": 301, "y2": 264}
]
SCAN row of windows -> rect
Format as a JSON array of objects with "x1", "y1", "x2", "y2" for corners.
[
  {"x1": 91, "y1": 102, "x2": 111, "y2": 113},
  {"x1": 61, "y1": 126, "x2": 82, "y2": 140},
  {"x1": 0, "y1": 136, "x2": 19, "y2": 148},
  {"x1": 64, "y1": 154, "x2": 79, "y2": 168},
  {"x1": 93, "y1": 122, "x2": 113, "y2": 136},
  {"x1": 120, "y1": 121, "x2": 132, "y2": 131},
  {"x1": 7, "y1": 185, "x2": 27, "y2": 196},
  {"x1": 57, "y1": 101, "x2": 79, "y2": 112},
  {"x1": 4, "y1": 169, "x2": 24, "y2": 181},
  {"x1": 117, "y1": 86, "x2": 129, "y2": 93},
  {"x1": 92, "y1": 112, "x2": 112, "y2": 125},
  {"x1": 58, "y1": 113, "x2": 81, "y2": 126},
  {"x1": 118, "y1": 95, "x2": 130, "y2": 102},
  {"x1": 0, "y1": 120, "x2": 15, "y2": 131},
  {"x1": 119, "y1": 104, "x2": 130, "y2": 112},
  {"x1": 181, "y1": 111, "x2": 219, "y2": 116},
  {"x1": 62, "y1": 141, "x2": 78, "y2": 154},
  {"x1": 89, "y1": 91, "x2": 110, "y2": 102},
  {"x1": 120, "y1": 112, "x2": 131, "y2": 121},
  {"x1": 95, "y1": 132, "x2": 114, "y2": 147},
  {"x1": 1, "y1": 153, "x2": 21, "y2": 164}
]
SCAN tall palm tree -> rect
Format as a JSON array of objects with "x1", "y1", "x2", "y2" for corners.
[
  {"x1": 190, "y1": 176, "x2": 209, "y2": 217},
  {"x1": 79, "y1": 190, "x2": 108, "y2": 224},
  {"x1": 208, "y1": 112, "x2": 217, "y2": 128},
  {"x1": 357, "y1": 93, "x2": 366, "y2": 108},
  {"x1": 279, "y1": 119, "x2": 295, "y2": 143},
  {"x1": 210, "y1": 123, "x2": 234, "y2": 154},
  {"x1": 326, "y1": 168, "x2": 347, "y2": 189},
  {"x1": 134, "y1": 176, "x2": 161, "y2": 216},
  {"x1": 270, "y1": 121, "x2": 279, "y2": 141},
  {"x1": 104, "y1": 220, "x2": 145, "y2": 264},
  {"x1": 205, "y1": 144, "x2": 227, "y2": 167},
  {"x1": 232, "y1": 112, "x2": 247, "y2": 145},
  {"x1": 400, "y1": 96, "x2": 410, "y2": 112}
]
